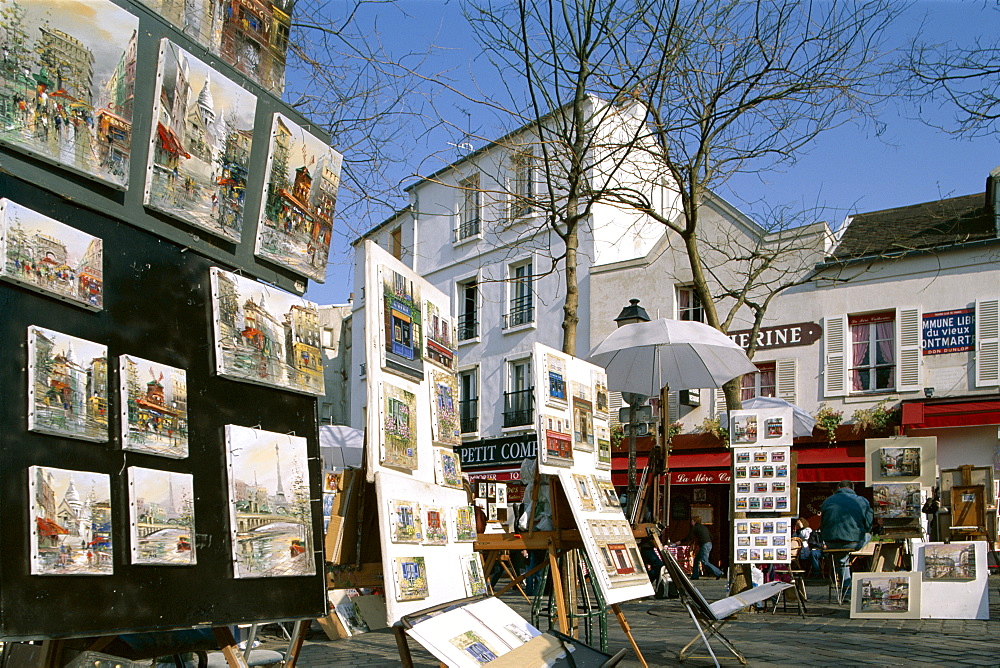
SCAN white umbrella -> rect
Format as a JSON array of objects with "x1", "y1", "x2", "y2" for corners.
[
  {"x1": 724, "y1": 396, "x2": 816, "y2": 438},
  {"x1": 588, "y1": 318, "x2": 758, "y2": 394}
]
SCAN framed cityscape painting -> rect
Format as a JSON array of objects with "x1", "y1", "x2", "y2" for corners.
[
  {"x1": 210, "y1": 267, "x2": 325, "y2": 395},
  {"x1": 0, "y1": 199, "x2": 103, "y2": 310},
  {"x1": 255, "y1": 112, "x2": 342, "y2": 282},
  {"x1": 224, "y1": 425, "x2": 315, "y2": 578},
  {"x1": 29, "y1": 466, "x2": 112, "y2": 575},
  {"x1": 872, "y1": 483, "x2": 921, "y2": 520},
  {"x1": 379, "y1": 381, "x2": 419, "y2": 471},
  {"x1": 851, "y1": 572, "x2": 921, "y2": 619},
  {"x1": 430, "y1": 370, "x2": 461, "y2": 447},
  {"x1": 120, "y1": 355, "x2": 188, "y2": 459},
  {"x1": 145, "y1": 39, "x2": 258, "y2": 242},
  {"x1": 127, "y1": 467, "x2": 196, "y2": 566},
  {"x1": 379, "y1": 264, "x2": 424, "y2": 380},
  {"x1": 0, "y1": 0, "x2": 138, "y2": 188},
  {"x1": 135, "y1": 0, "x2": 218, "y2": 53},
  {"x1": 28, "y1": 326, "x2": 108, "y2": 442}
]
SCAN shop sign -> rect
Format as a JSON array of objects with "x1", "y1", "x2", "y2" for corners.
[
  {"x1": 727, "y1": 322, "x2": 822, "y2": 351},
  {"x1": 923, "y1": 309, "x2": 974, "y2": 355},
  {"x1": 670, "y1": 470, "x2": 732, "y2": 484},
  {"x1": 455, "y1": 433, "x2": 537, "y2": 468}
]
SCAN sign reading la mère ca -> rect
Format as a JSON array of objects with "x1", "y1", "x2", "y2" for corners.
[
  {"x1": 727, "y1": 322, "x2": 822, "y2": 351},
  {"x1": 922, "y1": 309, "x2": 974, "y2": 355},
  {"x1": 455, "y1": 433, "x2": 538, "y2": 469}
]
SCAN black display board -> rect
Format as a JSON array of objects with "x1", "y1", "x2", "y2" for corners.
[{"x1": 0, "y1": 174, "x2": 325, "y2": 640}]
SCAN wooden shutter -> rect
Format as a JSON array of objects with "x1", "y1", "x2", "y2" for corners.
[
  {"x1": 713, "y1": 387, "x2": 728, "y2": 417},
  {"x1": 667, "y1": 390, "x2": 680, "y2": 425},
  {"x1": 976, "y1": 298, "x2": 1000, "y2": 387},
  {"x1": 775, "y1": 358, "x2": 797, "y2": 405},
  {"x1": 895, "y1": 306, "x2": 922, "y2": 393},
  {"x1": 609, "y1": 391, "x2": 623, "y2": 427},
  {"x1": 823, "y1": 315, "x2": 848, "y2": 397}
]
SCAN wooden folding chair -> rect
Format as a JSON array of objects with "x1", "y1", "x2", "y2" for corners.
[{"x1": 652, "y1": 531, "x2": 792, "y2": 667}]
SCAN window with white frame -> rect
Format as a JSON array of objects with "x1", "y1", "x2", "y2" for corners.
[
  {"x1": 850, "y1": 311, "x2": 895, "y2": 391},
  {"x1": 459, "y1": 367, "x2": 479, "y2": 434},
  {"x1": 677, "y1": 286, "x2": 705, "y2": 322},
  {"x1": 457, "y1": 173, "x2": 481, "y2": 240},
  {"x1": 510, "y1": 149, "x2": 535, "y2": 218},
  {"x1": 741, "y1": 362, "x2": 776, "y2": 401},
  {"x1": 457, "y1": 278, "x2": 478, "y2": 341},
  {"x1": 506, "y1": 261, "x2": 534, "y2": 328},
  {"x1": 504, "y1": 357, "x2": 534, "y2": 428}
]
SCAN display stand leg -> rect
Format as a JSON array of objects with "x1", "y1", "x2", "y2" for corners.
[
  {"x1": 392, "y1": 623, "x2": 415, "y2": 668},
  {"x1": 547, "y1": 542, "x2": 570, "y2": 635},
  {"x1": 610, "y1": 603, "x2": 648, "y2": 668},
  {"x1": 282, "y1": 619, "x2": 310, "y2": 668},
  {"x1": 212, "y1": 627, "x2": 249, "y2": 668},
  {"x1": 39, "y1": 639, "x2": 64, "y2": 668},
  {"x1": 500, "y1": 554, "x2": 532, "y2": 603}
]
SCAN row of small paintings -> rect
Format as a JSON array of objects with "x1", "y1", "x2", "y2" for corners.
[
  {"x1": 378, "y1": 381, "x2": 463, "y2": 472},
  {"x1": 728, "y1": 408, "x2": 794, "y2": 447},
  {"x1": 733, "y1": 519, "x2": 793, "y2": 564},
  {"x1": 539, "y1": 412, "x2": 612, "y2": 470},
  {"x1": 542, "y1": 352, "x2": 610, "y2": 418},
  {"x1": 393, "y1": 552, "x2": 487, "y2": 602},
  {"x1": 0, "y1": 0, "x2": 338, "y2": 283},
  {"x1": 28, "y1": 424, "x2": 315, "y2": 578},
  {"x1": 388, "y1": 500, "x2": 478, "y2": 545}
]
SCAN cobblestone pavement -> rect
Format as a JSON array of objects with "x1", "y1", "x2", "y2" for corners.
[{"x1": 278, "y1": 575, "x2": 1000, "y2": 667}]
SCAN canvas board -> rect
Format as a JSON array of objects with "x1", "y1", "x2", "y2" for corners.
[
  {"x1": 0, "y1": 199, "x2": 102, "y2": 310},
  {"x1": 733, "y1": 518, "x2": 792, "y2": 564},
  {"x1": 850, "y1": 572, "x2": 922, "y2": 619},
  {"x1": 872, "y1": 483, "x2": 922, "y2": 520},
  {"x1": 434, "y1": 448, "x2": 464, "y2": 489},
  {"x1": 127, "y1": 467, "x2": 195, "y2": 566},
  {"x1": 732, "y1": 446, "x2": 791, "y2": 513},
  {"x1": 328, "y1": 589, "x2": 370, "y2": 636},
  {"x1": 224, "y1": 425, "x2": 315, "y2": 578},
  {"x1": 379, "y1": 381, "x2": 420, "y2": 471},
  {"x1": 255, "y1": 113, "x2": 342, "y2": 282},
  {"x1": 424, "y1": 297, "x2": 457, "y2": 371},
  {"x1": 135, "y1": 1, "x2": 218, "y2": 51},
  {"x1": 0, "y1": 0, "x2": 138, "y2": 188},
  {"x1": 728, "y1": 407, "x2": 794, "y2": 447},
  {"x1": 865, "y1": 437, "x2": 937, "y2": 486},
  {"x1": 145, "y1": 39, "x2": 258, "y2": 242},
  {"x1": 406, "y1": 597, "x2": 541, "y2": 668},
  {"x1": 378, "y1": 262, "x2": 425, "y2": 381},
  {"x1": 460, "y1": 552, "x2": 488, "y2": 597},
  {"x1": 209, "y1": 267, "x2": 325, "y2": 396},
  {"x1": 374, "y1": 471, "x2": 476, "y2": 623},
  {"x1": 29, "y1": 466, "x2": 112, "y2": 575},
  {"x1": 120, "y1": 355, "x2": 189, "y2": 459},
  {"x1": 28, "y1": 326, "x2": 108, "y2": 442},
  {"x1": 916, "y1": 542, "x2": 989, "y2": 620}
]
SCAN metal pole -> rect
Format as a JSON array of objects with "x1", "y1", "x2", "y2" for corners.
[{"x1": 627, "y1": 404, "x2": 637, "y2": 516}]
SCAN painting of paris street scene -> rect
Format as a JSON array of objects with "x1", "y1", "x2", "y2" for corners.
[
  {"x1": 128, "y1": 467, "x2": 195, "y2": 566},
  {"x1": 29, "y1": 466, "x2": 112, "y2": 575},
  {"x1": 255, "y1": 112, "x2": 342, "y2": 282},
  {"x1": 0, "y1": 199, "x2": 102, "y2": 309},
  {"x1": 210, "y1": 267, "x2": 324, "y2": 395},
  {"x1": 225, "y1": 425, "x2": 315, "y2": 578},
  {"x1": 146, "y1": 40, "x2": 258, "y2": 242},
  {"x1": 0, "y1": 0, "x2": 138, "y2": 187},
  {"x1": 924, "y1": 543, "x2": 977, "y2": 581},
  {"x1": 872, "y1": 483, "x2": 921, "y2": 520},
  {"x1": 857, "y1": 575, "x2": 912, "y2": 613},
  {"x1": 28, "y1": 326, "x2": 107, "y2": 442},
  {"x1": 120, "y1": 355, "x2": 188, "y2": 459},
  {"x1": 879, "y1": 447, "x2": 921, "y2": 478}
]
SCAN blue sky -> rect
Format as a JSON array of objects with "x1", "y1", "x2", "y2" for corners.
[{"x1": 298, "y1": 0, "x2": 1000, "y2": 306}]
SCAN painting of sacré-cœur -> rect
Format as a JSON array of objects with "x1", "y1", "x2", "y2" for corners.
[
  {"x1": 0, "y1": 0, "x2": 138, "y2": 187},
  {"x1": 128, "y1": 467, "x2": 196, "y2": 566},
  {"x1": 0, "y1": 199, "x2": 103, "y2": 310},
  {"x1": 210, "y1": 267, "x2": 325, "y2": 396},
  {"x1": 256, "y1": 113, "x2": 342, "y2": 282},
  {"x1": 146, "y1": 40, "x2": 258, "y2": 242},
  {"x1": 120, "y1": 355, "x2": 188, "y2": 459},
  {"x1": 28, "y1": 326, "x2": 107, "y2": 442},
  {"x1": 225, "y1": 425, "x2": 315, "y2": 578},
  {"x1": 30, "y1": 466, "x2": 112, "y2": 575}
]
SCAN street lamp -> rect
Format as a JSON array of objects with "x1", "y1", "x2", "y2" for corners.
[{"x1": 615, "y1": 299, "x2": 650, "y2": 519}]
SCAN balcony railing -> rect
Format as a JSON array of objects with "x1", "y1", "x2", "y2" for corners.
[
  {"x1": 504, "y1": 297, "x2": 534, "y2": 328},
  {"x1": 503, "y1": 388, "x2": 535, "y2": 428},
  {"x1": 456, "y1": 217, "x2": 480, "y2": 241},
  {"x1": 457, "y1": 313, "x2": 478, "y2": 341},
  {"x1": 460, "y1": 398, "x2": 479, "y2": 433}
]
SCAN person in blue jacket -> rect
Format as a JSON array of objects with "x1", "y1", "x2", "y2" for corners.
[{"x1": 820, "y1": 480, "x2": 873, "y2": 596}]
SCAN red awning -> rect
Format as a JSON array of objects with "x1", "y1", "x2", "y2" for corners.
[
  {"x1": 902, "y1": 398, "x2": 1000, "y2": 429},
  {"x1": 36, "y1": 517, "x2": 68, "y2": 537}
]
